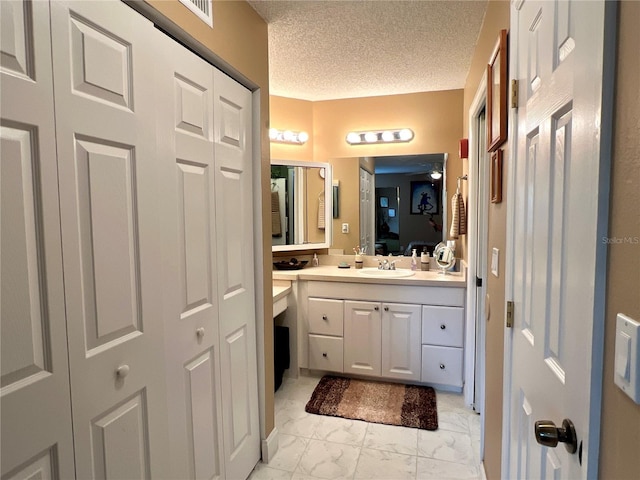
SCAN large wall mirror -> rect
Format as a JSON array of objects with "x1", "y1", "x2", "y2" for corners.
[
  {"x1": 330, "y1": 154, "x2": 447, "y2": 256},
  {"x1": 271, "y1": 160, "x2": 333, "y2": 251}
]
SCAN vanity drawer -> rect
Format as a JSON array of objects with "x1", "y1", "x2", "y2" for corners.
[
  {"x1": 308, "y1": 298, "x2": 344, "y2": 336},
  {"x1": 308, "y1": 334, "x2": 344, "y2": 372},
  {"x1": 421, "y1": 345, "x2": 463, "y2": 387},
  {"x1": 421, "y1": 306, "x2": 464, "y2": 347}
]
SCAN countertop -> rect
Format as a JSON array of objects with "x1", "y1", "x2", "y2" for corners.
[
  {"x1": 272, "y1": 265, "x2": 465, "y2": 287},
  {"x1": 272, "y1": 280, "x2": 292, "y2": 302}
]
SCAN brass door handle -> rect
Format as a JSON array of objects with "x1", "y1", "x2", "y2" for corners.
[{"x1": 534, "y1": 419, "x2": 577, "y2": 454}]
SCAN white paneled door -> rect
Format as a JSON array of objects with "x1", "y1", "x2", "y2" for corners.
[
  {"x1": 213, "y1": 69, "x2": 261, "y2": 480},
  {"x1": 506, "y1": 1, "x2": 612, "y2": 478},
  {"x1": 1, "y1": 1, "x2": 75, "y2": 477},
  {"x1": 155, "y1": 32, "x2": 225, "y2": 480},
  {"x1": 50, "y1": 1, "x2": 170, "y2": 478}
]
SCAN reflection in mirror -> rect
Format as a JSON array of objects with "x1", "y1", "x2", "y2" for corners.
[
  {"x1": 331, "y1": 154, "x2": 446, "y2": 256},
  {"x1": 372, "y1": 154, "x2": 446, "y2": 256},
  {"x1": 271, "y1": 160, "x2": 333, "y2": 251}
]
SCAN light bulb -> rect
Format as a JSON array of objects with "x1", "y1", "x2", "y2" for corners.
[
  {"x1": 381, "y1": 131, "x2": 394, "y2": 142},
  {"x1": 364, "y1": 132, "x2": 378, "y2": 143},
  {"x1": 298, "y1": 131, "x2": 309, "y2": 143},
  {"x1": 269, "y1": 128, "x2": 279, "y2": 140},
  {"x1": 430, "y1": 171, "x2": 443, "y2": 180},
  {"x1": 399, "y1": 128, "x2": 413, "y2": 141},
  {"x1": 283, "y1": 130, "x2": 294, "y2": 141},
  {"x1": 346, "y1": 132, "x2": 361, "y2": 144}
]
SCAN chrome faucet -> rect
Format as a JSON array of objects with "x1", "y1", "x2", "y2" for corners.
[{"x1": 377, "y1": 258, "x2": 397, "y2": 270}]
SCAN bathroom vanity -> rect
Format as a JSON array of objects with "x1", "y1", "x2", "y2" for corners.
[{"x1": 273, "y1": 264, "x2": 466, "y2": 391}]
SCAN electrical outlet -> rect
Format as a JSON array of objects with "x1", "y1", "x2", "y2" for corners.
[{"x1": 341, "y1": 223, "x2": 349, "y2": 234}]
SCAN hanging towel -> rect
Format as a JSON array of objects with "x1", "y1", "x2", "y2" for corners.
[
  {"x1": 317, "y1": 193, "x2": 325, "y2": 230},
  {"x1": 450, "y1": 192, "x2": 467, "y2": 239},
  {"x1": 271, "y1": 191, "x2": 282, "y2": 237}
]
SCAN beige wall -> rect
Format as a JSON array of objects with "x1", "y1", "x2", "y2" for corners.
[
  {"x1": 144, "y1": 0, "x2": 276, "y2": 434},
  {"x1": 270, "y1": 96, "x2": 314, "y2": 162},
  {"x1": 599, "y1": 2, "x2": 640, "y2": 478},
  {"x1": 461, "y1": 1, "x2": 510, "y2": 478}
]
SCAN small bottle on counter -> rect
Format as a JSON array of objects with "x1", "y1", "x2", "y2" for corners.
[
  {"x1": 420, "y1": 250, "x2": 430, "y2": 271},
  {"x1": 355, "y1": 254, "x2": 363, "y2": 269},
  {"x1": 312, "y1": 253, "x2": 319, "y2": 267},
  {"x1": 411, "y1": 249, "x2": 418, "y2": 271}
]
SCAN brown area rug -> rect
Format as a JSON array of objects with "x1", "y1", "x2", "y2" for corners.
[{"x1": 305, "y1": 375, "x2": 438, "y2": 430}]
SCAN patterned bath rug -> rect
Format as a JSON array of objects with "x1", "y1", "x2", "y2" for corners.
[{"x1": 305, "y1": 375, "x2": 438, "y2": 430}]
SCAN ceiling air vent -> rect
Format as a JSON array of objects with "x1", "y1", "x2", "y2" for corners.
[{"x1": 178, "y1": 0, "x2": 213, "y2": 27}]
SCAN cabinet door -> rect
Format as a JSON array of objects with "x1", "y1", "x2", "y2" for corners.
[
  {"x1": 382, "y1": 303, "x2": 422, "y2": 381},
  {"x1": 155, "y1": 33, "x2": 224, "y2": 480},
  {"x1": 344, "y1": 301, "x2": 381, "y2": 376},
  {"x1": 1, "y1": 1, "x2": 75, "y2": 476},
  {"x1": 50, "y1": 2, "x2": 170, "y2": 477}
]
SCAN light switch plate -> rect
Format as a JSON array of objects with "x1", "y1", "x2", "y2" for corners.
[
  {"x1": 341, "y1": 223, "x2": 349, "y2": 234},
  {"x1": 614, "y1": 313, "x2": 640, "y2": 404},
  {"x1": 491, "y1": 248, "x2": 499, "y2": 277}
]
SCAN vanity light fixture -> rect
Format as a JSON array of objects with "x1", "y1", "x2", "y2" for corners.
[
  {"x1": 345, "y1": 128, "x2": 414, "y2": 145},
  {"x1": 269, "y1": 128, "x2": 309, "y2": 145},
  {"x1": 430, "y1": 171, "x2": 443, "y2": 180}
]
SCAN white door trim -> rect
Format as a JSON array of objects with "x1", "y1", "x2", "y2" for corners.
[{"x1": 465, "y1": 73, "x2": 488, "y2": 412}]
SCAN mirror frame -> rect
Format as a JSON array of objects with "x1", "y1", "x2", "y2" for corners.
[{"x1": 271, "y1": 159, "x2": 333, "y2": 252}]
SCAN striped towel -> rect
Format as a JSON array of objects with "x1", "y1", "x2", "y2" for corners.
[
  {"x1": 271, "y1": 191, "x2": 282, "y2": 237},
  {"x1": 317, "y1": 194, "x2": 325, "y2": 230},
  {"x1": 449, "y1": 192, "x2": 467, "y2": 239}
]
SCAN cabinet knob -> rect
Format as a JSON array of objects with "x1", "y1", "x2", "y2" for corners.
[
  {"x1": 440, "y1": 324, "x2": 446, "y2": 330},
  {"x1": 196, "y1": 327, "x2": 205, "y2": 338},
  {"x1": 439, "y1": 364, "x2": 445, "y2": 370},
  {"x1": 116, "y1": 365, "x2": 130, "y2": 378},
  {"x1": 322, "y1": 315, "x2": 328, "y2": 321},
  {"x1": 374, "y1": 306, "x2": 379, "y2": 311},
  {"x1": 384, "y1": 307, "x2": 389, "y2": 311},
  {"x1": 322, "y1": 352, "x2": 327, "y2": 357}
]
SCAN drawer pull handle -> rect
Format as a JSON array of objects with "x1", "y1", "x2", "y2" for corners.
[
  {"x1": 196, "y1": 327, "x2": 205, "y2": 338},
  {"x1": 116, "y1": 365, "x2": 130, "y2": 378},
  {"x1": 384, "y1": 307, "x2": 389, "y2": 311},
  {"x1": 439, "y1": 364, "x2": 445, "y2": 370},
  {"x1": 374, "y1": 306, "x2": 379, "y2": 311},
  {"x1": 322, "y1": 315, "x2": 328, "y2": 321},
  {"x1": 322, "y1": 352, "x2": 328, "y2": 357},
  {"x1": 440, "y1": 324, "x2": 446, "y2": 330}
]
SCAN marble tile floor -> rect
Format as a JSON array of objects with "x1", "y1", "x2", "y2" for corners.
[{"x1": 249, "y1": 374, "x2": 482, "y2": 480}]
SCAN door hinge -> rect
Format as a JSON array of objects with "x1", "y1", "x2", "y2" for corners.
[
  {"x1": 511, "y1": 79, "x2": 519, "y2": 109},
  {"x1": 506, "y1": 301, "x2": 514, "y2": 328},
  {"x1": 476, "y1": 276, "x2": 482, "y2": 287}
]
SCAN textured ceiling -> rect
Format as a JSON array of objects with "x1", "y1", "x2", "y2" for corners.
[{"x1": 247, "y1": 0, "x2": 488, "y2": 101}]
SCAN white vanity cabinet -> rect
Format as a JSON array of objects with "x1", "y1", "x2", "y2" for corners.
[{"x1": 305, "y1": 280, "x2": 464, "y2": 389}]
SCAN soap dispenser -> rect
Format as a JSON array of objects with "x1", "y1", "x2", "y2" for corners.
[
  {"x1": 312, "y1": 253, "x2": 319, "y2": 267},
  {"x1": 411, "y1": 249, "x2": 418, "y2": 271}
]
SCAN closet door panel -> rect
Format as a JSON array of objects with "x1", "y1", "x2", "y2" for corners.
[
  {"x1": 213, "y1": 70, "x2": 261, "y2": 480},
  {"x1": 49, "y1": 1, "x2": 170, "y2": 478},
  {"x1": 155, "y1": 33, "x2": 223, "y2": 480},
  {"x1": 0, "y1": 1, "x2": 74, "y2": 477}
]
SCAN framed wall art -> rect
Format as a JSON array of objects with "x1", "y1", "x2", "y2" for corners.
[
  {"x1": 487, "y1": 29, "x2": 508, "y2": 152},
  {"x1": 410, "y1": 181, "x2": 439, "y2": 215}
]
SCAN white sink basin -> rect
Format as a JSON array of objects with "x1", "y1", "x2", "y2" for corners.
[{"x1": 358, "y1": 268, "x2": 416, "y2": 278}]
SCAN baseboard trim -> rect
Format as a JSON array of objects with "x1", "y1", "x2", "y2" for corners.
[
  {"x1": 479, "y1": 461, "x2": 488, "y2": 480},
  {"x1": 261, "y1": 427, "x2": 279, "y2": 464}
]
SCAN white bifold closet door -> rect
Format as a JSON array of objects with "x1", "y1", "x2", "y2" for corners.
[
  {"x1": 0, "y1": 1, "x2": 75, "y2": 477},
  {"x1": 155, "y1": 33, "x2": 225, "y2": 480},
  {"x1": 155, "y1": 22, "x2": 260, "y2": 480},
  {"x1": 50, "y1": 1, "x2": 171, "y2": 478}
]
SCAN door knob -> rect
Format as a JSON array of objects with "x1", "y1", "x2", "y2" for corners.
[{"x1": 534, "y1": 419, "x2": 577, "y2": 454}]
